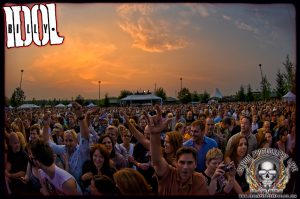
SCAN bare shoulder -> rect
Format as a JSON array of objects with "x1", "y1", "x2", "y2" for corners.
[{"x1": 62, "y1": 178, "x2": 79, "y2": 195}]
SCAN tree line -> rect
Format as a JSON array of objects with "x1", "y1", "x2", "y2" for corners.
[{"x1": 6, "y1": 55, "x2": 295, "y2": 107}]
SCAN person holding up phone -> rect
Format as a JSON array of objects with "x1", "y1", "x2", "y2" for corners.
[{"x1": 202, "y1": 148, "x2": 242, "y2": 195}]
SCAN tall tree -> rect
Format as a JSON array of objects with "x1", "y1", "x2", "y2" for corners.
[
  {"x1": 118, "y1": 90, "x2": 133, "y2": 99},
  {"x1": 10, "y1": 87, "x2": 26, "y2": 107},
  {"x1": 178, "y1": 88, "x2": 191, "y2": 104},
  {"x1": 275, "y1": 69, "x2": 286, "y2": 98},
  {"x1": 246, "y1": 84, "x2": 254, "y2": 102},
  {"x1": 191, "y1": 91, "x2": 200, "y2": 102},
  {"x1": 236, "y1": 85, "x2": 246, "y2": 101},
  {"x1": 202, "y1": 90, "x2": 210, "y2": 103},
  {"x1": 261, "y1": 75, "x2": 271, "y2": 101},
  {"x1": 154, "y1": 87, "x2": 167, "y2": 101},
  {"x1": 282, "y1": 54, "x2": 295, "y2": 93}
]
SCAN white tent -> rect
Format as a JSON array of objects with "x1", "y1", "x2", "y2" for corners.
[
  {"x1": 66, "y1": 103, "x2": 72, "y2": 107},
  {"x1": 18, "y1": 104, "x2": 40, "y2": 109},
  {"x1": 282, "y1": 91, "x2": 296, "y2": 102},
  {"x1": 87, "y1": 102, "x2": 97, "y2": 108},
  {"x1": 210, "y1": 88, "x2": 223, "y2": 99},
  {"x1": 120, "y1": 94, "x2": 162, "y2": 106},
  {"x1": 208, "y1": 99, "x2": 217, "y2": 105},
  {"x1": 55, "y1": 103, "x2": 65, "y2": 108}
]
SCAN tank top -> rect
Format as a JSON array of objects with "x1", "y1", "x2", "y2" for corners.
[{"x1": 39, "y1": 165, "x2": 82, "y2": 195}]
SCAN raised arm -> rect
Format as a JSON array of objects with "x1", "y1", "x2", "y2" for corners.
[
  {"x1": 120, "y1": 110, "x2": 150, "y2": 150},
  {"x1": 86, "y1": 108, "x2": 100, "y2": 141},
  {"x1": 72, "y1": 102, "x2": 89, "y2": 139},
  {"x1": 144, "y1": 105, "x2": 172, "y2": 177},
  {"x1": 42, "y1": 113, "x2": 51, "y2": 143}
]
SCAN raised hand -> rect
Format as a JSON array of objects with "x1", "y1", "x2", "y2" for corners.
[
  {"x1": 143, "y1": 104, "x2": 172, "y2": 135},
  {"x1": 226, "y1": 161, "x2": 236, "y2": 179},
  {"x1": 212, "y1": 162, "x2": 226, "y2": 180},
  {"x1": 42, "y1": 113, "x2": 51, "y2": 127},
  {"x1": 86, "y1": 108, "x2": 99, "y2": 125},
  {"x1": 71, "y1": 101, "x2": 84, "y2": 119},
  {"x1": 119, "y1": 110, "x2": 129, "y2": 123}
]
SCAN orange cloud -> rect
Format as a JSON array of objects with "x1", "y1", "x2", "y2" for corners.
[
  {"x1": 117, "y1": 4, "x2": 188, "y2": 52},
  {"x1": 30, "y1": 36, "x2": 118, "y2": 81}
]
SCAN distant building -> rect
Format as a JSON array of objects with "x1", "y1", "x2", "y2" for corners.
[
  {"x1": 164, "y1": 97, "x2": 179, "y2": 104},
  {"x1": 109, "y1": 97, "x2": 120, "y2": 106}
]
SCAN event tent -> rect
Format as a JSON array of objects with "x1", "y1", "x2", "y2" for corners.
[
  {"x1": 282, "y1": 91, "x2": 296, "y2": 102},
  {"x1": 55, "y1": 103, "x2": 65, "y2": 108},
  {"x1": 18, "y1": 104, "x2": 40, "y2": 109},
  {"x1": 87, "y1": 102, "x2": 97, "y2": 108},
  {"x1": 120, "y1": 94, "x2": 162, "y2": 106},
  {"x1": 210, "y1": 88, "x2": 223, "y2": 99}
]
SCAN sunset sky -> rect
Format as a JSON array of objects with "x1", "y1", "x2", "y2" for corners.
[{"x1": 4, "y1": 3, "x2": 296, "y2": 100}]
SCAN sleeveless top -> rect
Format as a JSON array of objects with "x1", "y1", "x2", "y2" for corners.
[{"x1": 39, "y1": 165, "x2": 82, "y2": 195}]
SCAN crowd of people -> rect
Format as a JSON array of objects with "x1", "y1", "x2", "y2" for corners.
[{"x1": 4, "y1": 99, "x2": 296, "y2": 195}]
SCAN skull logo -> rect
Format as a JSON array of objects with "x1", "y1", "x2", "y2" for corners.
[{"x1": 258, "y1": 161, "x2": 277, "y2": 189}]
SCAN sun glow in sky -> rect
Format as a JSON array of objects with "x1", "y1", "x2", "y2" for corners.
[{"x1": 4, "y1": 3, "x2": 296, "y2": 100}]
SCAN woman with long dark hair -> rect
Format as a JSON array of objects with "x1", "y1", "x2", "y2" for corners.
[
  {"x1": 80, "y1": 144, "x2": 116, "y2": 193},
  {"x1": 98, "y1": 134, "x2": 127, "y2": 170}
]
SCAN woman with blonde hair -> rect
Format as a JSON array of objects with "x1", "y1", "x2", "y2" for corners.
[
  {"x1": 174, "y1": 122, "x2": 185, "y2": 136},
  {"x1": 113, "y1": 168, "x2": 152, "y2": 195},
  {"x1": 11, "y1": 123, "x2": 27, "y2": 150}
]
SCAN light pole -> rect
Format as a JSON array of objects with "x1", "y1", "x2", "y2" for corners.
[
  {"x1": 20, "y1": 69, "x2": 24, "y2": 89},
  {"x1": 259, "y1": 64, "x2": 263, "y2": 83},
  {"x1": 98, "y1": 80, "x2": 101, "y2": 106},
  {"x1": 180, "y1": 77, "x2": 182, "y2": 91}
]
